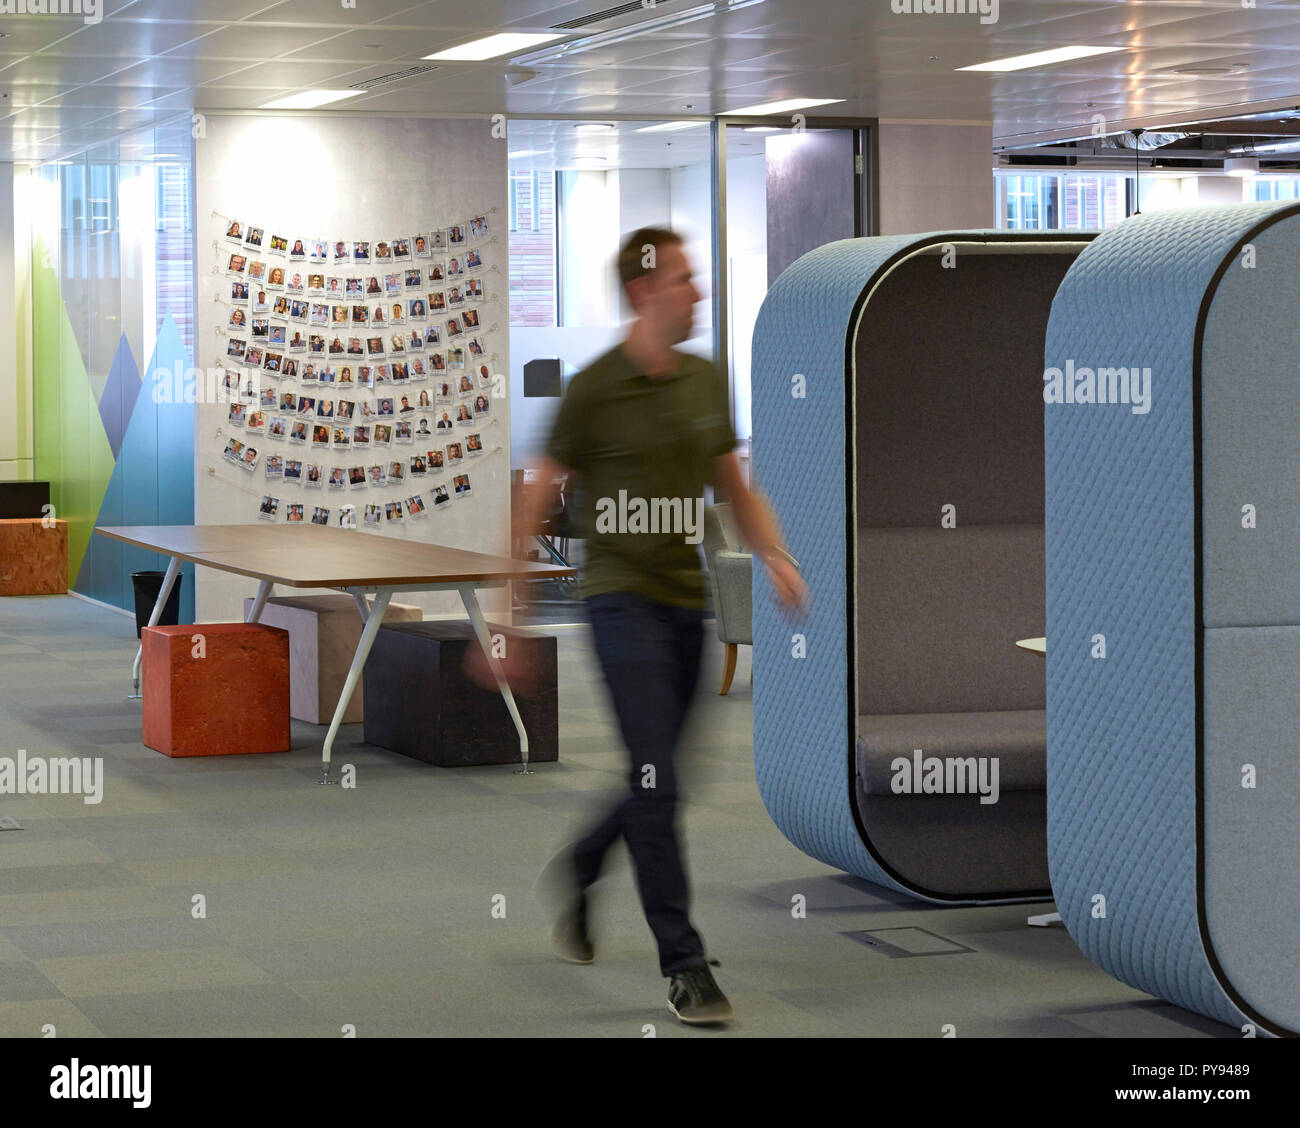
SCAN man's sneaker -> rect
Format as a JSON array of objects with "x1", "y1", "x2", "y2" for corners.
[
  {"x1": 534, "y1": 847, "x2": 595, "y2": 964},
  {"x1": 552, "y1": 895, "x2": 594, "y2": 964},
  {"x1": 667, "y1": 965, "x2": 733, "y2": 1025}
]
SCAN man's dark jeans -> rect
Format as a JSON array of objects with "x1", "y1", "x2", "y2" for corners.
[{"x1": 572, "y1": 591, "x2": 708, "y2": 976}]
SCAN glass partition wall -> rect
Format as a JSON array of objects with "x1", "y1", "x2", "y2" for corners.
[
  {"x1": 504, "y1": 115, "x2": 870, "y2": 624},
  {"x1": 505, "y1": 118, "x2": 717, "y2": 623},
  {"x1": 506, "y1": 119, "x2": 716, "y2": 463},
  {"x1": 30, "y1": 115, "x2": 197, "y2": 616}
]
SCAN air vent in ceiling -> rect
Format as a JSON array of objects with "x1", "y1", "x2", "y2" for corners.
[
  {"x1": 552, "y1": 1, "x2": 676, "y2": 29},
  {"x1": 349, "y1": 65, "x2": 438, "y2": 91}
]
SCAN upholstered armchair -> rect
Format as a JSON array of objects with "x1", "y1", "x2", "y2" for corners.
[{"x1": 702, "y1": 503, "x2": 752, "y2": 695}]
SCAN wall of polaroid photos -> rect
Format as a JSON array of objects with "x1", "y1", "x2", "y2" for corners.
[{"x1": 195, "y1": 116, "x2": 509, "y2": 622}]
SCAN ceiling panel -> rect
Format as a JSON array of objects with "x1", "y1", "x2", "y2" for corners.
[
  {"x1": 33, "y1": 19, "x2": 228, "y2": 59},
  {"x1": 160, "y1": 23, "x2": 349, "y2": 59},
  {"x1": 104, "y1": 57, "x2": 259, "y2": 87},
  {"x1": 2, "y1": 52, "x2": 152, "y2": 87},
  {"x1": 495, "y1": 32, "x2": 719, "y2": 70},
  {"x1": 76, "y1": 104, "x2": 182, "y2": 133},
  {"x1": 275, "y1": 26, "x2": 444, "y2": 62},
  {"x1": 193, "y1": 86, "x2": 313, "y2": 110},
  {"x1": 0, "y1": 17, "x2": 90, "y2": 53},
  {"x1": 625, "y1": 39, "x2": 810, "y2": 71},
  {"x1": 367, "y1": 0, "x2": 601, "y2": 28},
  {"x1": 246, "y1": 0, "x2": 448, "y2": 27},
  {"x1": 338, "y1": 76, "x2": 508, "y2": 111},
  {"x1": 119, "y1": 0, "x2": 281, "y2": 18},
  {"x1": 197, "y1": 57, "x2": 375, "y2": 90},
  {"x1": 5, "y1": 106, "x2": 124, "y2": 130},
  {"x1": 4, "y1": 0, "x2": 1300, "y2": 159},
  {"x1": 37, "y1": 84, "x2": 188, "y2": 110}
]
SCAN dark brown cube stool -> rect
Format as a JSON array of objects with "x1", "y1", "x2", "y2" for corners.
[{"x1": 363, "y1": 620, "x2": 558, "y2": 767}]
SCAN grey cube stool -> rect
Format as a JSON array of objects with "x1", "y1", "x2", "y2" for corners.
[{"x1": 363, "y1": 620, "x2": 559, "y2": 767}]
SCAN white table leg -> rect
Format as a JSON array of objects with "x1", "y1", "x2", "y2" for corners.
[
  {"x1": 1027, "y1": 911, "x2": 1062, "y2": 927},
  {"x1": 245, "y1": 580, "x2": 274, "y2": 623},
  {"x1": 349, "y1": 590, "x2": 371, "y2": 622},
  {"x1": 129, "y1": 556, "x2": 182, "y2": 700},
  {"x1": 318, "y1": 587, "x2": 392, "y2": 784},
  {"x1": 459, "y1": 584, "x2": 531, "y2": 774}
]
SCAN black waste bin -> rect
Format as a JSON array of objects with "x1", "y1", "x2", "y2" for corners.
[{"x1": 131, "y1": 571, "x2": 183, "y2": 638}]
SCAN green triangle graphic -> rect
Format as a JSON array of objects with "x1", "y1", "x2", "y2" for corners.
[{"x1": 31, "y1": 233, "x2": 117, "y2": 587}]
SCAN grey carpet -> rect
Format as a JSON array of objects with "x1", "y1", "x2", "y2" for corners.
[{"x1": 0, "y1": 594, "x2": 1231, "y2": 1038}]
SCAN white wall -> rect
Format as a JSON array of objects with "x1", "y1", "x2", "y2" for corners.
[
  {"x1": 725, "y1": 154, "x2": 766, "y2": 442},
  {"x1": 1137, "y1": 174, "x2": 1247, "y2": 212},
  {"x1": 1193, "y1": 175, "x2": 1248, "y2": 206},
  {"x1": 669, "y1": 160, "x2": 713, "y2": 339},
  {"x1": 0, "y1": 163, "x2": 32, "y2": 481},
  {"x1": 726, "y1": 154, "x2": 767, "y2": 258},
  {"x1": 194, "y1": 114, "x2": 508, "y2": 622},
  {"x1": 559, "y1": 169, "x2": 619, "y2": 328},
  {"x1": 876, "y1": 122, "x2": 995, "y2": 234},
  {"x1": 511, "y1": 161, "x2": 714, "y2": 462},
  {"x1": 613, "y1": 166, "x2": 671, "y2": 323},
  {"x1": 615, "y1": 167, "x2": 672, "y2": 235},
  {"x1": 509, "y1": 324, "x2": 622, "y2": 463}
]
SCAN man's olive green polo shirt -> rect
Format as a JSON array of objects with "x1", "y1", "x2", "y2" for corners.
[{"x1": 544, "y1": 343, "x2": 737, "y2": 610}]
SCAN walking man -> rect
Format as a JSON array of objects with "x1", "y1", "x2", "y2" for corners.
[{"x1": 522, "y1": 227, "x2": 808, "y2": 1025}]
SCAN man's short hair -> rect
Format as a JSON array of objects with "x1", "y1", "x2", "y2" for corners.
[{"x1": 617, "y1": 227, "x2": 682, "y2": 289}]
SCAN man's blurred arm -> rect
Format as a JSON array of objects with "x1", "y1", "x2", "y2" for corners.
[{"x1": 713, "y1": 452, "x2": 809, "y2": 615}]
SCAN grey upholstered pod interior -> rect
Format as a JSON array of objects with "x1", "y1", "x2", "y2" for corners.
[{"x1": 852, "y1": 247, "x2": 1081, "y2": 897}]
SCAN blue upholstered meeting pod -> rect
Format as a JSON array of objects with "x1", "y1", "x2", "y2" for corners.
[
  {"x1": 750, "y1": 231, "x2": 1095, "y2": 904},
  {"x1": 1043, "y1": 202, "x2": 1299, "y2": 1036}
]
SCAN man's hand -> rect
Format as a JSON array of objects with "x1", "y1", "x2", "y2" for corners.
[
  {"x1": 464, "y1": 642, "x2": 544, "y2": 695},
  {"x1": 714, "y1": 453, "x2": 810, "y2": 618},
  {"x1": 758, "y1": 550, "x2": 810, "y2": 617}
]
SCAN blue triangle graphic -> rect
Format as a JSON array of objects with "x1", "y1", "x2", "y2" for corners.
[{"x1": 97, "y1": 333, "x2": 140, "y2": 460}]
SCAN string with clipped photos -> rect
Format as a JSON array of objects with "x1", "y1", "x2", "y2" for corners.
[{"x1": 208, "y1": 208, "x2": 507, "y2": 530}]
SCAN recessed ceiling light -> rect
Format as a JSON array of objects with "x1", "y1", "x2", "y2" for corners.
[
  {"x1": 636, "y1": 121, "x2": 708, "y2": 133},
  {"x1": 957, "y1": 46, "x2": 1121, "y2": 73},
  {"x1": 508, "y1": 149, "x2": 544, "y2": 158},
  {"x1": 574, "y1": 122, "x2": 616, "y2": 134},
  {"x1": 722, "y1": 97, "x2": 844, "y2": 116},
  {"x1": 744, "y1": 126, "x2": 783, "y2": 133},
  {"x1": 259, "y1": 89, "x2": 361, "y2": 110},
  {"x1": 572, "y1": 156, "x2": 607, "y2": 169},
  {"x1": 425, "y1": 33, "x2": 564, "y2": 61}
]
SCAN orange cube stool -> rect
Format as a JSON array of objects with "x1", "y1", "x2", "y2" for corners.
[
  {"x1": 0, "y1": 518, "x2": 67, "y2": 595},
  {"x1": 142, "y1": 623, "x2": 290, "y2": 757}
]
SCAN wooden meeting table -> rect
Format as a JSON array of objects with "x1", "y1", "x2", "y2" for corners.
[{"x1": 96, "y1": 524, "x2": 573, "y2": 782}]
